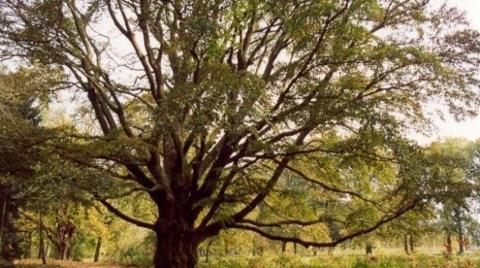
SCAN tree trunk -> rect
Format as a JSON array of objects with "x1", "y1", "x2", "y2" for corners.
[
  {"x1": 454, "y1": 208, "x2": 464, "y2": 255},
  {"x1": 38, "y1": 215, "x2": 47, "y2": 265},
  {"x1": 404, "y1": 235, "x2": 410, "y2": 255},
  {"x1": 445, "y1": 233, "x2": 452, "y2": 256},
  {"x1": 45, "y1": 241, "x2": 50, "y2": 259},
  {"x1": 57, "y1": 220, "x2": 75, "y2": 260},
  {"x1": 409, "y1": 234, "x2": 415, "y2": 253},
  {"x1": 0, "y1": 197, "x2": 7, "y2": 258},
  {"x1": 93, "y1": 236, "x2": 102, "y2": 262},
  {"x1": 27, "y1": 232, "x2": 32, "y2": 258},
  {"x1": 458, "y1": 231, "x2": 464, "y2": 254},
  {"x1": 153, "y1": 228, "x2": 198, "y2": 268},
  {"x1": 66, "y1": 242, "x2": 73, "y2": 260},
  {"x1": 58, "y1": 243, "x2": 68, "y2": 260},
  {"x1": 281, "y1": 241, "x2": 286, "y2": 253},
  {"x1": 365, "y1": 242, "x2": 373, "y2": 255}
]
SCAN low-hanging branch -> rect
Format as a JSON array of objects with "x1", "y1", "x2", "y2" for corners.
[
  {"x1": 96, "y1": 198, "x2": 155, "y2": 230},
  {"x1": 229, "y1": 198, "x2": 421, "y2": 248},
  {"x1": 281, "y1": 161, "x2": 387, "y2": 211}
]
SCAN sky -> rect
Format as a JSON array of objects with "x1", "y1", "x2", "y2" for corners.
[
  {"x1": 423, "y1": 0, "x2": 480, "y2": 143},
  {"x1": 46, "y1": 0, "x2": 480, "y2": 144}
]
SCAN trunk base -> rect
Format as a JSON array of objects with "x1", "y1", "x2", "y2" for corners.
[{"x1": 154, "y1": 230, "x2": 198, "y2": 268}]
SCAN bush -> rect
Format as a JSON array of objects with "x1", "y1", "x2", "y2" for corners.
[{"x1": 272, "y1": 254, "x2": 303, "y2": 268}]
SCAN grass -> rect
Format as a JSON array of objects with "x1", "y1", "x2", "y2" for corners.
[
  {"x1": 4, "y1": 259, "x2": 128, "y2": 268},
  {"x1": 198, "y1": 253, "x2": 480, "y2": 268},
  {"x1": 7, "y1": 251, "x2": 480, "y2": 268}
]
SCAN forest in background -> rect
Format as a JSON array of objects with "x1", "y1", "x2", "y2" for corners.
[{"x1": 1, "y1": 0, "x2": 480, "y2": 267}]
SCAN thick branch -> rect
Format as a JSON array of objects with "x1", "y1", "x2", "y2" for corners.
[
  {"x1": 229, "y1": 198, "x2": 420, "y2": 248},
  {"x1": 97, "y1": 199, "x2": 155, "y2": 230}
]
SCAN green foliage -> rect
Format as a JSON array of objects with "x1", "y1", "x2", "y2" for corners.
[
  {"x1": 115, "y1": 237, "x2": 154, "y2": 267},
  {"x1": 1, "y1": 0, "x2": 480, "y2": 266}
]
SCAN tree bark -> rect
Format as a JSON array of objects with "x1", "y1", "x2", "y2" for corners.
[
  {"x1": 153, "y1": 226, "x2": 198, "y2": 268},
  {"x1": 93, "y1": 236, "x2": 102, "y2": 262}
]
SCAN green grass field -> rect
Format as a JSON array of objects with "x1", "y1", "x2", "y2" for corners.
[
  {"x1": 197, "y1": 254, "x2": 480, "y2": 268},
  {"x1": 196, "y1": 247, "x2": 480, "y2": 268},
  {"x1": 7, "y1": 249, "x2": 480, "y2": 268}
]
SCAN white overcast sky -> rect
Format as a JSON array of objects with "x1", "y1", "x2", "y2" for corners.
[{"x1": 424, "y1": 0, "x2": 480, "y2": 144}]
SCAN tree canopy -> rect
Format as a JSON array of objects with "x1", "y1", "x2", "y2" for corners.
[{"x1": 1, "y1": 0, "x2": 480, "y2": 267}]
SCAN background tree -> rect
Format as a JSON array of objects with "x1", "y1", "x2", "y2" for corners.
[
  {"x1": 427, "y1": 139, "x2": 480, "y2": 256},
  {"x1": 0, "y1": 65, "x2": 60, "y2": 262}
]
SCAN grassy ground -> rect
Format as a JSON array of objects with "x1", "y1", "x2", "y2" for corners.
[
  {"x1": 197, "y1": 254, "x2": 480, "y2": 268},
  {"x1": 193, "y1": 245, "x2": 480, "y2": 267},
  {"x1": 6, "y1": 253, "x2": 480, "y2": 267},
  {"x1": 2, "y1": 259, "x2": 129, "y2": 268}
]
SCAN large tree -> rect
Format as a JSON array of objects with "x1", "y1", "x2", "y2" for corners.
[{"x1": 1, "y1": 0, "x2": 480, "y2": 267}]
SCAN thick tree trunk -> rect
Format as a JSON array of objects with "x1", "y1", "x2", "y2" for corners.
[
  {"x1": 153, "y1": 227, "x2": 198, "y2": 268},
  {"x1": 93, "y1": 236, "x2": 101, "y2": 262}
]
